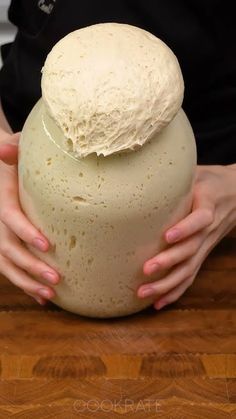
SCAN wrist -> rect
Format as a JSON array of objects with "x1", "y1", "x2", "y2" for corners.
[
  {"x1": 0, "y1": 100, "x2": 12, "y2": 135},
  {"x1": 0, "y1": 127, "x2": 11, "y2": 143},
  {"x1": 226, "y1": 165, "x2": 236, "y2": 226},
  {"x1": 227, "y1": 163, "x2": 236, "y2": 171}
]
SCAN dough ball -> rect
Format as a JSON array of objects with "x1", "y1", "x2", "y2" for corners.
[{"x1": 41, "y1": 22, "x2": 184, "y2": 157}]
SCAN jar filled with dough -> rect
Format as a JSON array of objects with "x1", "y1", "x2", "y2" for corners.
[{"x1": 18, "y1": 23, "x2": 197, "y2": 318}]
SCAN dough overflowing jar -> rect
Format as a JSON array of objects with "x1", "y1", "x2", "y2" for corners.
[{"x1": 18, "y1": 23, "x2": 197, "y2": 318}]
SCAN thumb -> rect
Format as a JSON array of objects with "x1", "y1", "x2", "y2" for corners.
[{"x1": 0, "y1": 132, "x2": 21, "y2": 165}]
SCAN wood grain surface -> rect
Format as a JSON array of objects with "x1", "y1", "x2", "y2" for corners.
[{"x1": 0, "y1": 228, "x2": 235, "y2": 418}]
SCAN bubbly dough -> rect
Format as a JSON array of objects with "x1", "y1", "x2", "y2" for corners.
[
  {"x1": 19, "y1": 100, "x2": 196, "y2": 318},
  {"x1": 41, "y1": 22, "x2": 184, "y2": 158}
]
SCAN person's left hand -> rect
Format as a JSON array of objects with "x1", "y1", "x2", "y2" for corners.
[{"x1": 137, "y1": 164, "x2": 236, "y2": 310}]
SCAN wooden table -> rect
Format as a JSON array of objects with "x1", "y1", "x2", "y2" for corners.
[{"x1": 0, "y1": 229, "x2": 235, "y2": 418}]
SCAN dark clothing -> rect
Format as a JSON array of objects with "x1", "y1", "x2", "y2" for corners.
[{"x1": 0, "y1": 0, "x2": 235, "y2": 164}]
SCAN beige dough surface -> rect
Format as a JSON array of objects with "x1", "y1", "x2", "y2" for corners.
[
  {"x1": 18, "y1": 99, "x2": 196, "y2": 318},
  {"x1": 41, "y1": 23, "x2": 184, "y2": 158}
]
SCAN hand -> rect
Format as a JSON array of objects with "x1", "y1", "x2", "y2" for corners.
[
  {"x1": 0, "y1": 132, "x2": 60, "y2": 305},
  {"x1": 137, "y1": 164, "x2": 236, "y2": 310}
]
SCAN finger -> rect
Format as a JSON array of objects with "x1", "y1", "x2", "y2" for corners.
[
  {"x1": 0, "y1": 167, "x2": 50, "y2": 252},
  {"x1": 0, "y1": 254, "x2": 55, "y2": 300},
  {"x1": 139, "y1": 239, "x2": 207, "y2": 299},
  {"x1": 154, "y1": 276, "x2": 194, "y2": 310},
  {"x1": 0, "y1": 132, "x2": 20, "y2": 165},
  {"x1": 0, "y1": 204, "x2": 50, "y2": 252},
  {"x1": 0, "y1": 144, "x2": 19, "y2": 165},
  {"x1": 138, "y1": 259, "x2": 196, "y2": 298},
  {"x1": 0, "y1": 236, "x2": 60, "y2": 284},
  {"x1": 165, "y1": 206, "x2": 214, "y2": 244},
  {"x1": 144, "y1": 231, "x2": 204, "y2": 275},
  {"x1": 24, "y1": 291, "x2": 47, "y2": 305}
]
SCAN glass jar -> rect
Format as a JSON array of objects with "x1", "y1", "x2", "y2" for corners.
[{"x1": 18, "y1": 98, "x2": 196, "y2": 317}]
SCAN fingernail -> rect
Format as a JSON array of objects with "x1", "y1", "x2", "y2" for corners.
[
  {"x1": 155, "y1": 300, "x2": 168, "y2": 310},
  {"x1": 35, "y1": 296, "x2": 46, "y2": 305},
  {"x1": 166, "y1": 229, "x2": 180, "y2": 243},
  {"x1": 38, "y1": 288, "x2": 52, "y2": 299},
  {"x1": 42, "y1": 271, "x2": 58, "y2": 284},
  {"x1": 140, "y1": 287, "x2": 154, "y2": 298},
  {"x1": 33, "y1": 238, "x2": 48, "y2": 251},
  {"x1": 148, "y1": 263, "x2": 160, "y2": 275}
]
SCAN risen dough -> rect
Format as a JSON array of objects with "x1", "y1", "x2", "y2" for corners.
[
  {"x1": 18, "y1": 101, "x2": 196, "y2": 318},
  {"x1": 41, "y1": 22, "x2": 184, "y2": 158}
]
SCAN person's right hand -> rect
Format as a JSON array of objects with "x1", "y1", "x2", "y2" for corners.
[{"x1": 0, "y1": 131, "x2": 60, "y2": 305}]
